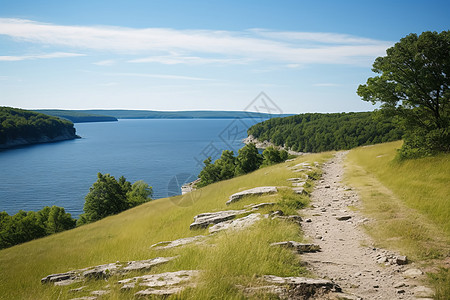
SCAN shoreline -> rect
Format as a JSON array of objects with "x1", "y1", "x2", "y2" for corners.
[{"x1": 243, "y1": 135, "x2": 305, "y2": 156}]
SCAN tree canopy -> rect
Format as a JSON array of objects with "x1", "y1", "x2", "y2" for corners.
[
  {"x1": 0, "y1": 107, "x2": 77, "y2": 146},
  {"x1": 247, "y1": 112, "x2": 403, "y2": 153},
  {"x1": 357, "y1": 31, "x2": 449, "y2": 158},
  {"x1": 78, "y1": 173, "x2": 153, "y2": 225}
]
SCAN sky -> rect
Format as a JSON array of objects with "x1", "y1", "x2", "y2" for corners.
[{"x1": 0, "y1": 0, "x2": 449, "y2": 114}]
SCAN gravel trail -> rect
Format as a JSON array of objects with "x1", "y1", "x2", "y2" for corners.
[{"x1": 299, "y1": 151, "x2": 433, "y2": 300}]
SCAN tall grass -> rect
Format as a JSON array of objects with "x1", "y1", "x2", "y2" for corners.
[
  {"x1": 345, "y1": 141, "x2": 450, "y2": 299},
  {"x1": 0, "y1": 152, "x2": 332, "y2": 299}
]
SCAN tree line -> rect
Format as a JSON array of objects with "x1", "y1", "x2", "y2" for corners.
[
  {"x1": 0, "y1": 107, "x2": 77, "y2": 145},
  {"x1": 247, "y1": 111, "x2": 403, "y2": 153},
  {"x1": 0, "y1": 173, "x2": 153, "y2": 249},
  {"x1": 197, "y1": 143, "x2": 288, "y2": 187}
]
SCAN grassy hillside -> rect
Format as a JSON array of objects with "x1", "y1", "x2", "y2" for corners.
[
  {"x1": 0, "y1": 152, "x2": 331, "y2": 300},
  {"x1": 345, "y1": 141, "x2": 450, "y2": 299}
]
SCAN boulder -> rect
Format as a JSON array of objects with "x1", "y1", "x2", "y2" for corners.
[
  {"x1": 270, "y1": 241, "x2": 320, "y2": 253},
  {"x1": 118, "y1": 270, "x2": 199, "y2": 290},
  {"x1": 190, "y1": 210, "x2": 246, "y2": 230},
  {"x1": 262, "y1": 275, "x2": 341, "y2": 297},
  {"x1": 292, "y1": 187, "x2": 307, "y2": 195},
  {"x1": 403, "y1": 268, "x2": 423, "y2": 278},
  {"x1": 209, "y1": 213, "x2": 261, "y2": 233},
  {"x1": 122, "y1": 257, "x2": 175, "y2": 272},
  {"x1": 227, "y1": 187, "x2": 277, "y2": 205},
  {"x1": 151, "y1": 235, "x2": 206, "y2": 250},
  {"x1": 336, "y1": 215, "x2": 352, "y2": 221}
]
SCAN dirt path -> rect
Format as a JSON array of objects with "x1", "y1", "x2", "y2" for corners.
[{"x1": 300, "y1": 151, "x2": 433, "y2": 300}]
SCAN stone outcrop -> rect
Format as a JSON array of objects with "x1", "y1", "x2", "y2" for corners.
[
  {"x1": 209, "y1": 213, "x2": 262, "y2": 233},
  {"x1": 189, "y1": 210, "x2": 246, "y2": 230},
  {"x1": 270, "y1": 241, "x2": 321, "y2": 253},
  {"x1": 151, "y1": 235, "x2": 206, "y2": 250},
  {"x1": 227, "y1": 187, "x2": 277, "y2": 205},
  {"x1": 41, "y1": 257, "x2": 176, "y2": 285}
]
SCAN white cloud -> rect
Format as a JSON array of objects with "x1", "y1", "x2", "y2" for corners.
[
  {"x1": 0, "y1": 52, "x2": 85, "y2": 61},
  {"x1": 0, "y1": 18, "x2": 392, "y2": 66},
  {"x1": 105, "y1": 72, "x2": 213, "y2": 81},
  {"x1": 93, "y1": 59, "x2": 116, "y2": 66}
]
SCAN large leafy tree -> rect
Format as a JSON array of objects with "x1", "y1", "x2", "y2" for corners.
[
  {"x1": 235, "y1": 143, "x2": 263, "y2": 175},
  {"x1": 357, "y1": 31, "x2": 449, "y2": 157}
]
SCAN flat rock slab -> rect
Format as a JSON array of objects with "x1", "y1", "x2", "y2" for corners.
[
  {"x1": 150, "y1": 235, "x2": 206, "y2": 250},
  {"x1": 135, "y1": 286, "x2": 186, "y2": 297},
  {"x1": 292, "y1": 187, "x2": 307, "y2": 195},
  {"x1": 292, "y1": 182, "x2": 306, "y2": 187},
  {"x1": 263, "y1": 275, "x2": 341, "y2": 297},
  {"x1": 119, "y1": 270, "x2": 199, "y2": 290},
  {"x1": 227, "y1": 187, "x2": 277, "y2": 205},
  {"x1": 249, "y1": 202, "x2": 276, "y2": 210},
  {"x1": 270, "y1": 241, "x2": 320, "y2": 253},
  {"x1": 209, "y1": 213, "x2": 262, "y2": 233},
  {"x1": 190, "y1": 210, "x2": 246, "y2": 230},
  {"x1": 41, "y1": 257, "x2": 176, "y2": 285}
]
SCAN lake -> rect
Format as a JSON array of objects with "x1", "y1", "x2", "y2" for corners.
[{"x1": 0, "y1": 118, "x2": 261, "y2": 217}]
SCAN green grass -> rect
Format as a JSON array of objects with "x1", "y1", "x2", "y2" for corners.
[
  {"x1": 345, "y1": 141, "x2": 450, "y2": 299},
  {"x1": 0, "y1": 152, "x2": 332, "y2": 299}
]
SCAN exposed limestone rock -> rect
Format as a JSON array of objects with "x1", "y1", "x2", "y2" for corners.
[
  {"x1": 90, "y1": 290, "x2": 109, "y2": 296},
  {"x1": 287, "y1": 178, "x2": 306, "y2": 182},
  {"x1": 135, "y1": 286, "x2": 186, "y2": 297},
  {"x1": 262, "y1": 275, "x2": 341, "y2": 298},
  {"x1": 411, "y1": 286, "x2": 434, "y2": 298},
  {"x1": 70, "y1": 297, "x2": 97, "y2": 300},
  {"x1": 41, "y1": 257, "x2": 176, "y2": 285},
  {"x1": 292, "y1": 182, "x2": 306, "y2": 187},
  {"x1": 270, "y1": 241, "x2": 320, "y2": 253},
  {"x1": 273, "y1": 215, "x2": 303, "y2": 224},
  {"x1": 403, "y1": 268, "x2": 423, "y2": 278},
  {"x1": 118, "y1": 270, "x2": 199, "y2": 290},
  {"x1": 292, "y1": 187, "x2": 307, "y2": 195},
  {"x1": 249, "y1": 202, "x2": 276, "y2": 210},
  {"x1": 209, "y1": 213, "x2": 262, "y2": 233},
  {"x1": 190, "y1": 210, "x2": 246, "y2": 230},
  {"x1": 227, "y1": 187, "x2": 277, "y2": 205},
  {"x1": 151, "y1": 235, "x2": 207, "y2": 250}
]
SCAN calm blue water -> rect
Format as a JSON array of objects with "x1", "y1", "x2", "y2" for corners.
[{"x1": 0, "y1": 119, "x2": 259, "y2": 217}]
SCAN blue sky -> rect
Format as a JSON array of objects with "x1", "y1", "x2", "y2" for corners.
[{"x1": 0, "y1": 0, "x2": 449, "y2": 113}]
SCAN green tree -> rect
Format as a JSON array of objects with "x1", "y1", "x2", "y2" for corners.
[
  {"x1": 79, "y1": 173, "x2": 129, "y2": 224},
  {"x1": 235, "y1": 143, "x2": 263, "y2": 175},
  {"x1": 197, "y1": 157, "x2": 221, "y2": 187},
  {"x1": 126, "y1": 180, "x2": 153, "y2": 207},
  {"x1": 357, "y1": 31, "x2": 450, "y2": 158},
  {"x1": 215, "y1": 150, "x2": 236, "y2": 180},
  {"x1": 262, "y1": 146, "x2": 288, "y2": 166}
]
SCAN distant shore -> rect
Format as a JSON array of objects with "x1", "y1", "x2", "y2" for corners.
[{"x1": 0, "y1": 132, "x2": 80, "y2": 150}]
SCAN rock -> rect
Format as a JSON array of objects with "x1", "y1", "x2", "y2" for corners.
[
  {"x1": 241, "y1": 285, "x2": 288, "y2": 298},
  {"x1": 190, "y1": 210, "x2": 245, "y2": 230},
  {"x1": 70, "y1": 297, "x2": 97, "y2": 300},
  {"x1": 90, "y1": 290, "x2": 109, "y2": 296},
  {"x1": 150, "y1": 236, "x2": 206, "y2": 250},
  {"x1": 41, "y1": 273, "x2": 74, "y2": 284},
  {"x1": 412, "y1": 286, "x2": 434, "y2": 298},
  {"x1": 119, "y1": 270, "x2": 199, "y2": 290},
  {"x1": 291, "y1": 182, "x2": 306, "y2": 187},
  {"x1": 292, "y1": 187, "x2": 307, "y2": 195},
  {"x1": 122, "y1": 257, "x2": 176, "y2": 272},
  {"x1": 394, "y1": 282, "x2": 407, "y2": 288},
  {"x1": 269, "y1": 210, "x2": 284, "y2": 217},
  {"x1": 287, "y1": 178, "x2": 305, "y2": 182},
  {"x1": 227, "y1": 187, "x2": 278, "y2": 205},
  {"x1": 305, "y1": 218, "x2": 312, "y2": 223},
  {"x1": 135, "y1": 287, "x2": 185, "y2": 297},
  {"x1": 42, "y1": 257, "x2": 175, "y2": 285},
  {"x1": 403, "y1": 268, "x2": 423, "y2": 278},
  {"x1": 336, "y1": 215, "x2": 352, "y2": 221},
  {"x1": 395, "y1": 255, "x2": 408, "y2": 265},
  {"x1": 325, "y1": 185, "x2": 331, "y2": 188},
  {"x1": 82, "y1": 263, "x2": 119, "y2": 279},
  {"x1": 270, "y1": 241, "x2": 320, "y2": 253},
  {"x1": 377, "y1": 256, "x2": 388, "y2": 264},
  {"x1": 209, "y1": 213, "x2": 261, "y2": 233},
  {"x1": 250, "y1": 202, "x2": 276, "y2": 210},
  {"x1": 262, "y1": 275, "x2": 341, "y2": 297},
  {"x1": 274, "y1": 215, "x2": 302, "y2": 224}
]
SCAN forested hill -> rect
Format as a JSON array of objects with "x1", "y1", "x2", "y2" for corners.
[
  {"x1": 34, "y1": 110, "x2": 118, "y2": 123},
  {"x1": 0, "y1": 107, "x2": 78, "y2": 149},
  {"x1": 247, "y1": 112, "x2": 403, "y2": 153}
]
